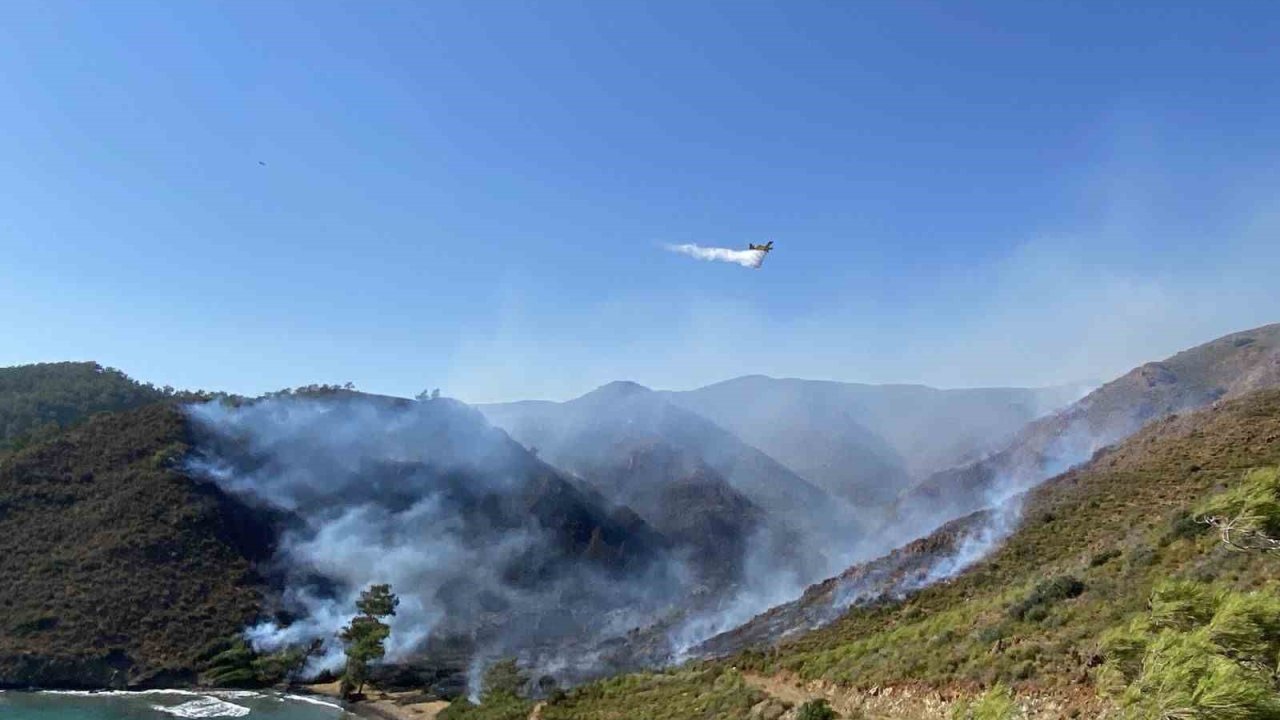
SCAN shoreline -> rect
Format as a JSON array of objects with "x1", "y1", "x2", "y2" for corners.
[
  {"x1": 6, "y1": 686, "x2": 352, "y2": 714},
  {"x1": 301, "y1": 681, "x2": 450, "y2": 720},
  {"x1": 3, "y1": 680, "x2": 448, "y2": 720}
]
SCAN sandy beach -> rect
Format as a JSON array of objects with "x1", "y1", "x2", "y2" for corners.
[{"x1": 303, "y1": 682, "x2": 450, "y2": 720}]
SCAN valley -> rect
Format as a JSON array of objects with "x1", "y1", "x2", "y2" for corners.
[{"x1": 2, "y1": 324, "x2": 1279, "y2": 719}]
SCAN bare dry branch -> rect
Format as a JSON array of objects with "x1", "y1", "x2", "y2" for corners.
[{"x1": 1198, "y1": 513, "x2": 1280, "y2": 554}]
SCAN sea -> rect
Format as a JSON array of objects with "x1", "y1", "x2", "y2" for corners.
[{"x1": 0, "y1": 690, "x2": 353, "y2": 719}]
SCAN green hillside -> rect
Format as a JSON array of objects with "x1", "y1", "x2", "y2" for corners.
[
  {"x1": 529, "y1": 388, "x2": 1280, "y2": 719},
  {"x1": 0, "y1": 403, "x2": 272, "y2": 688},
  {"x1": 0, "y1": 362, "x2": 171, "y2": 452}
]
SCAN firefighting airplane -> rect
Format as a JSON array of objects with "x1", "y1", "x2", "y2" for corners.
[{"x1": 748, "y1": 241, "x2": 774, "y2": 253}]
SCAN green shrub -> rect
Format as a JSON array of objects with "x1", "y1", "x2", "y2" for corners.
[
  {"x1": 952, "y1": 682, "x2": 1019, "y2": 720},
  {"x1": 1099, "y1": 616, "x2": 1152, "y2": 684},
  {"x1": 1089, "y1": 548, "x2": 1122, "y2": 567},
  {"x1": 199, "y1": 640, "x2": 257, "y2": 687},
  {"x1": 1021, "y1": 605, "x2": 1049, "y2": 623},
  {"x1": 1205, "y1": 591, "x2": 1280, "y2": 666},
  {"x1": 797, "y1": 698, "x2": 837, "y2": 720},
  {"x1": 1148, "y1": 580, "x2": 1223, "y2": 632},
  {"x1": 1197, "y1": 467, "x2": 1280, "y2": 553},
  {"x1": 439, "y1": 694, "x2": 533, "y2": 720},
  {"x1": 1101, "y1": 580, "x2": 1280, "y2": 720},
  {"x1": 974, "y1": 624, "x2": 1009, "y2": 645},
  {"x1": 1162, "y1": 510, "x2": 1208, "y2": 545},
  {"x1": 482, "y1": 658, "x2": 527, "y2": 700},
  {"x1": 1008, "y1": 575, "x2": 1084, "y2": 621},
  {"x1": 1118, "y1": 630, "x2": 1280, "y2": 720},
  {"x1": 540, "y1": 668, "x2": 765, "y2": 720},
  {"x1": 1126, "y1": 545, "x2": 1157, "y2": 570}
]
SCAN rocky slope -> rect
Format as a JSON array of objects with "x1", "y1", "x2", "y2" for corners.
[{"x1": 901, "y1": 322, "x2": 1280, "y2": 532}]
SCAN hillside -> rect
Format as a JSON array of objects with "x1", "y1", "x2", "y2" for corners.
[
  {"x1": 0, "y1": 403, "x2": 272, "y2": 689},
  {"x1": 0, "y1": 362, "x2": 170, "y2": 452},
  {"x1": 481, "y1": 381, "x2": 849, "y2": 576},
  {"x1": 534, "y1": 386, "x2": 1280, "y2": 719},
  {"x1": 184, "y1": 392, "x2": 696, "y2": 691},
  {"x1": 0, "y1": 382, "x2": 689, "y2": 691},
  {"x1": 902, "y1": 323, "x2": 1280, "y2": 533},
  {"x1": 562, "y1": 441, "x2": 766, "y2": 586},
  {"x1": 664, "y1": 377, "x2": 1080, "y2": 506}
]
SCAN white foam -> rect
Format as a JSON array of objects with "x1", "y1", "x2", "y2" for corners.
[
  {"x1": 40, "y1": 689, "x2": 207, "y2": 697},
  {"x1": 282, "y1": 693, "x2": 345, "y2": 710},
  {"x1": 151, "y1": 696, "x2": 252, "y2": 718}
]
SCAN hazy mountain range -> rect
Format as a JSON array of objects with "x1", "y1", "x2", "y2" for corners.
[{"x1": 3, "y1": 322, "x2": 1279, "y2": 706}]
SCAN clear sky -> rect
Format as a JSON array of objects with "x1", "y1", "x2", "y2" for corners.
[{"x1": 2, "y1": 2, "x2": 1278, "y2": 402}]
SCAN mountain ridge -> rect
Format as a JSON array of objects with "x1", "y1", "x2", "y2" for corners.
[{"x1": 901, "y1": 322, "x2": 1280, "y2": 531}]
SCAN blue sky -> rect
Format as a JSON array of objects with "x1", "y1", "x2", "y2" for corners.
[{"x1": 2, "y1": 2, "x2": 1278, "y2": 402}]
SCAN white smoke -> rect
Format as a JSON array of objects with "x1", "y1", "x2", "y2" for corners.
[
  {"x1": 183, "y1": 395, "x2": 696, "y2": 691},
  {"x1": 666, "y1": 243, "x2": 766, "y2": 269}
]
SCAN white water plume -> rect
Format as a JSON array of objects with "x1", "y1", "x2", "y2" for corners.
[{"x1": 666, "y1": 243, "x2": 766, "y2": 268}]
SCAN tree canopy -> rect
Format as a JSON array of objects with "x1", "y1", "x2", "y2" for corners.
[{"x1": 339, "y1": 583, "x2": 399, "y2": 699}]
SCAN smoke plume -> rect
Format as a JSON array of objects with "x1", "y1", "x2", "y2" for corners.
[
  {"x1": 184, "y1": 394, "x2": 696, "y2": 690},
  {"x1": 666, "y1": 243, "x2": 766, "y2": 268}
]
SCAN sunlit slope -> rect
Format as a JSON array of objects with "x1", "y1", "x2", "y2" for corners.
[
  {"x1": 903, "y1": 323, "x2": 1280, "y2": 528},
  {"x1": 0, "y1": 362, "x2": 170, "y2": 452},
  {"x1": 0, "y1": 403, "x2": 271, "y2": 688},
  {"x1": 541, "y1": 387, "x2": 1280, "y2": 719}
]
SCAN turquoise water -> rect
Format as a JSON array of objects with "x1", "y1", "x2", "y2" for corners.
[{"x1": 0, "y1": 691, "x2": 353, "y2": 719}]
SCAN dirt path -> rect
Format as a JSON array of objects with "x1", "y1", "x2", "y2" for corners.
[
  {"x1": 742, "y1": 671, "x2": 1113, "y2": 719},
  {"x1": 742, "y1": 672, "x2": 899, "y2": 719}
]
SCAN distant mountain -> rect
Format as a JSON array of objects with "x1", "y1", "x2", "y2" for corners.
[
  {"x1": 481, "y1": 381, "x2": 851, "y2": 580},
  {"x1": 665, "y1": 377, "x2": 1081, "y2": 506},
  {"x1": 560, "y1": 442, "x2": 765, "y2": 587},
  {"x1": 901, "y1": 322, "x2": 1280, "y2": 529}
]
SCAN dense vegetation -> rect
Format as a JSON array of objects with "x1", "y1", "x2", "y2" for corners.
[
  {"x1": 905, "y1": 323, "x2": 1280, "y2": 525},
  {"x1": 0, "y1": 403, "x2": 273, "y2": 688},
  {"x1": 0, "y1": 362, "x2": 171, "y2": 452},
  {"x1": 439, "y1": 659, "x2": 537, "y2": 720},
  {"x1": 198, "y1": 638, "x2": 317, "y2": 687},
  {"x1": 742, "y1": 389, "x2": 1280, "y2": 691},
  {"x1": 1098, "y1": 579, "x2": 1280, "y2": 718},
  {"x1": 540, "y1": 667, "x2": 768, "y2": 720}
]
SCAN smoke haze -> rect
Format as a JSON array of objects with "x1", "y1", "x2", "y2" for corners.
[{"x1": 184, "y1": 395, "x2": 696, "y2": 689}]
